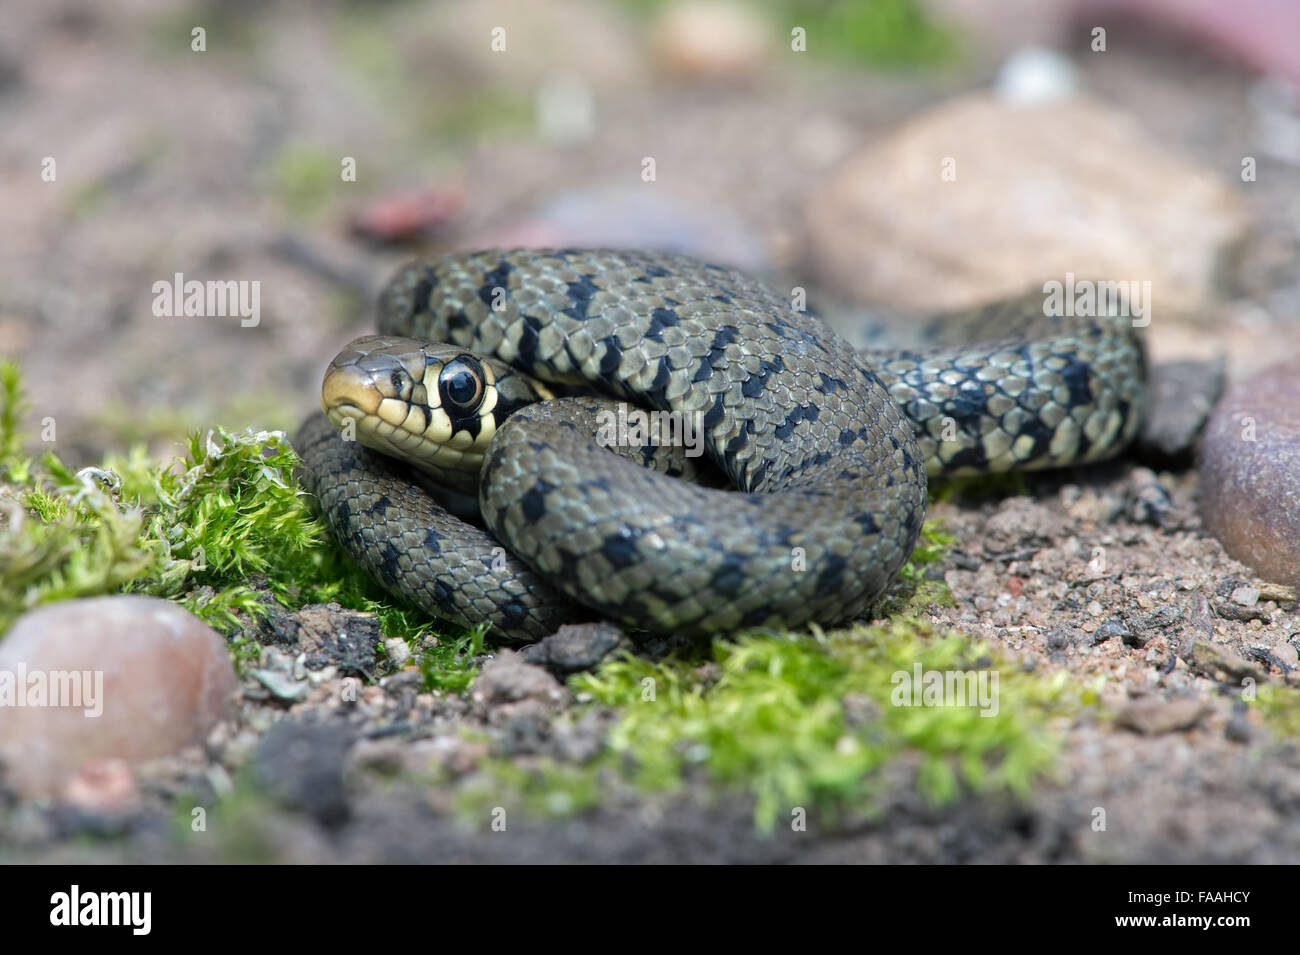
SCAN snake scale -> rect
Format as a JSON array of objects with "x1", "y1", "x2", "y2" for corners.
[{"x1": 295, "y1": 249, "x2": 1146, "y2": 640}]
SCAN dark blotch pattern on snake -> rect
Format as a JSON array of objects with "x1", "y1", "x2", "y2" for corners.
[{"x1": 295, "y1": 249, "x2": 1146, "y2": 640}]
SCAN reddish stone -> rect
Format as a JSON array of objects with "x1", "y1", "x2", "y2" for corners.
[
  {"x1": 1200, "y1": 359, "x2": 1300, "y2": 588},
  {"x1": 0, "y1": 596, "x2": 236, "y2": 796}
]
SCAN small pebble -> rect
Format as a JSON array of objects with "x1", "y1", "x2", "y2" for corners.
[
  {"x1": 1094, "y1": 619, "x2": 1130, "y2": 643},
  {"x1": 251, "y1": 668, "x2": 310, "y2": 702},
  {"x1": 1231, "y1": 586, "x2": 1261, "y2": 607},
  {"x1": 520, "y1": 622, "x2": 629, "y2": 676}
]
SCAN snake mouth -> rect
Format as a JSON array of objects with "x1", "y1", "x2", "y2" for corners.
[{"x1": 324, "y1": 397, "x2": 490, "y2": 492}]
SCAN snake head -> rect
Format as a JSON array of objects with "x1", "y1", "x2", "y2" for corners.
[{"x1": 321, "y1": 335, "x2": 552, "y2": 494}]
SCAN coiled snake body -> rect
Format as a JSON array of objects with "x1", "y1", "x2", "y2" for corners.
[{"x1": 296, "y1": 249, "x2": 1146, "y2": 640}]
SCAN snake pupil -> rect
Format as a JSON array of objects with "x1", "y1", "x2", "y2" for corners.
[{"x1": 440, "y1": 356, "x2": 484, "y2": 411}]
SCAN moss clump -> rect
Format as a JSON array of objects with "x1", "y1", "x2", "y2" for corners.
[
  {"x1": 171, "y1": 781, "x2": 301, "y2": 864},
  {"x1": 0, "y1": 419, "x2": 327, "y2": 635},
  {"x1": 1252, "y1": 683, "x2": 1300, "y2": 740},
  {"x1": 930, "y1": 470, "x2": 1032, "y2": 503},
  {"x1": 0, "y1": 361, "x2": 29, "y2": 479},
  {"x1": 580, "y1": 622, "x2": 1075, "y2": 829},
  {"x1": 456, "y1": 757, "x2": 607, "y2": 822},
  {"x1": 0, "y1": 363, "x2": 470, "y2": 685},
  {"x1": 417, "y1": 624, "x2": 489, "y2": 694},
  {"x1": 779, "y1": 0, "x2": 958, "y2": 66},
  {"x1": 887, "y1": 517, "x2": 956, "y2": 614},
  {"x1": 458, "y1": 620, "x2": 1080, "y2": 832}
]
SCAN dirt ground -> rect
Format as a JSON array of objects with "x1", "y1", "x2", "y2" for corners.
[{"x1": 2, "y1": 1, "x2": 1300, "y2": 863}]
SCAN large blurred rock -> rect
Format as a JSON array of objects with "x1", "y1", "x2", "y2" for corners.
[
  {"x1": 1200, "y1": 359, "x2": 1300, "y2": 588},
  {"x1": 0, "y1": 596, "x2": 236, "y2": 796},
  {"x1": 804, "y1": 93, "x2": 1249, "y2": 316}
]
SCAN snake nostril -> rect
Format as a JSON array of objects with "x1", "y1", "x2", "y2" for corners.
[{"x1": 390, "y1": 369, "x2": 406, "y2": 393}]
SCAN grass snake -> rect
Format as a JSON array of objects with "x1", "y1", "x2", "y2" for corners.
[{"x1": 295, "y1": 249, "x2": 1146, "y2": 640}]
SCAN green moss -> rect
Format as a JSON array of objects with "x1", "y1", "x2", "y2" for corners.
[
  {"x1": 888, "y1": 517, "x2": 956, "y2": 613},
  {"x1": 0, "y1": 450, "x2": 154, "y2": 631},
  {"x1": 0, "y1": 424, "x2": 298, "y2": 633},
  {"x1": 583, "y1": 622, "x2": 1073, "y2": 828},
  {"x1": 456, "y1": 758, "x2": 607, "y2": 821},
  {"x1": 457, "y1": 620, "x2": 1080, "y2": 832},
  {"x1": 930, "y1": 470, "x2": 1031, "y2": 503},
  {"x1": 171, "y1": 779, "x2": 296, "y2": 864},
  {"x1": 0, "y1": 361, "x2": 32, "y2": 483},
  {"x1": 418, "y1": 624, "x2": 489, "y2": 694},
  {"x1": 1252, "y1": 683, "x2": 1300, "y2": 740},
  {"x1": 782, "y1": 0, "x2": 958, "y2": 65},
  {"x1": 0, "y1": 365, "x2": 465, "y2": 679}
]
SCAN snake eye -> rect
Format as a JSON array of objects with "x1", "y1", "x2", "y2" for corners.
[{"x1": 438, "y1": 356, "x2": 485, "y2": 412}]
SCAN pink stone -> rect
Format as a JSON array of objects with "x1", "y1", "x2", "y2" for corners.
[
  {"x1": 0, "y1": 596, "x2": 237, "y2": 796},
  {"x1": 1200, "y1": 359, "x2": 1300, "y2": 588}
]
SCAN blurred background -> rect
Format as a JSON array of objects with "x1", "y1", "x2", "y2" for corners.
[{"x1": 1, "y1": 0, "x2": 1297, "y2": 462}]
